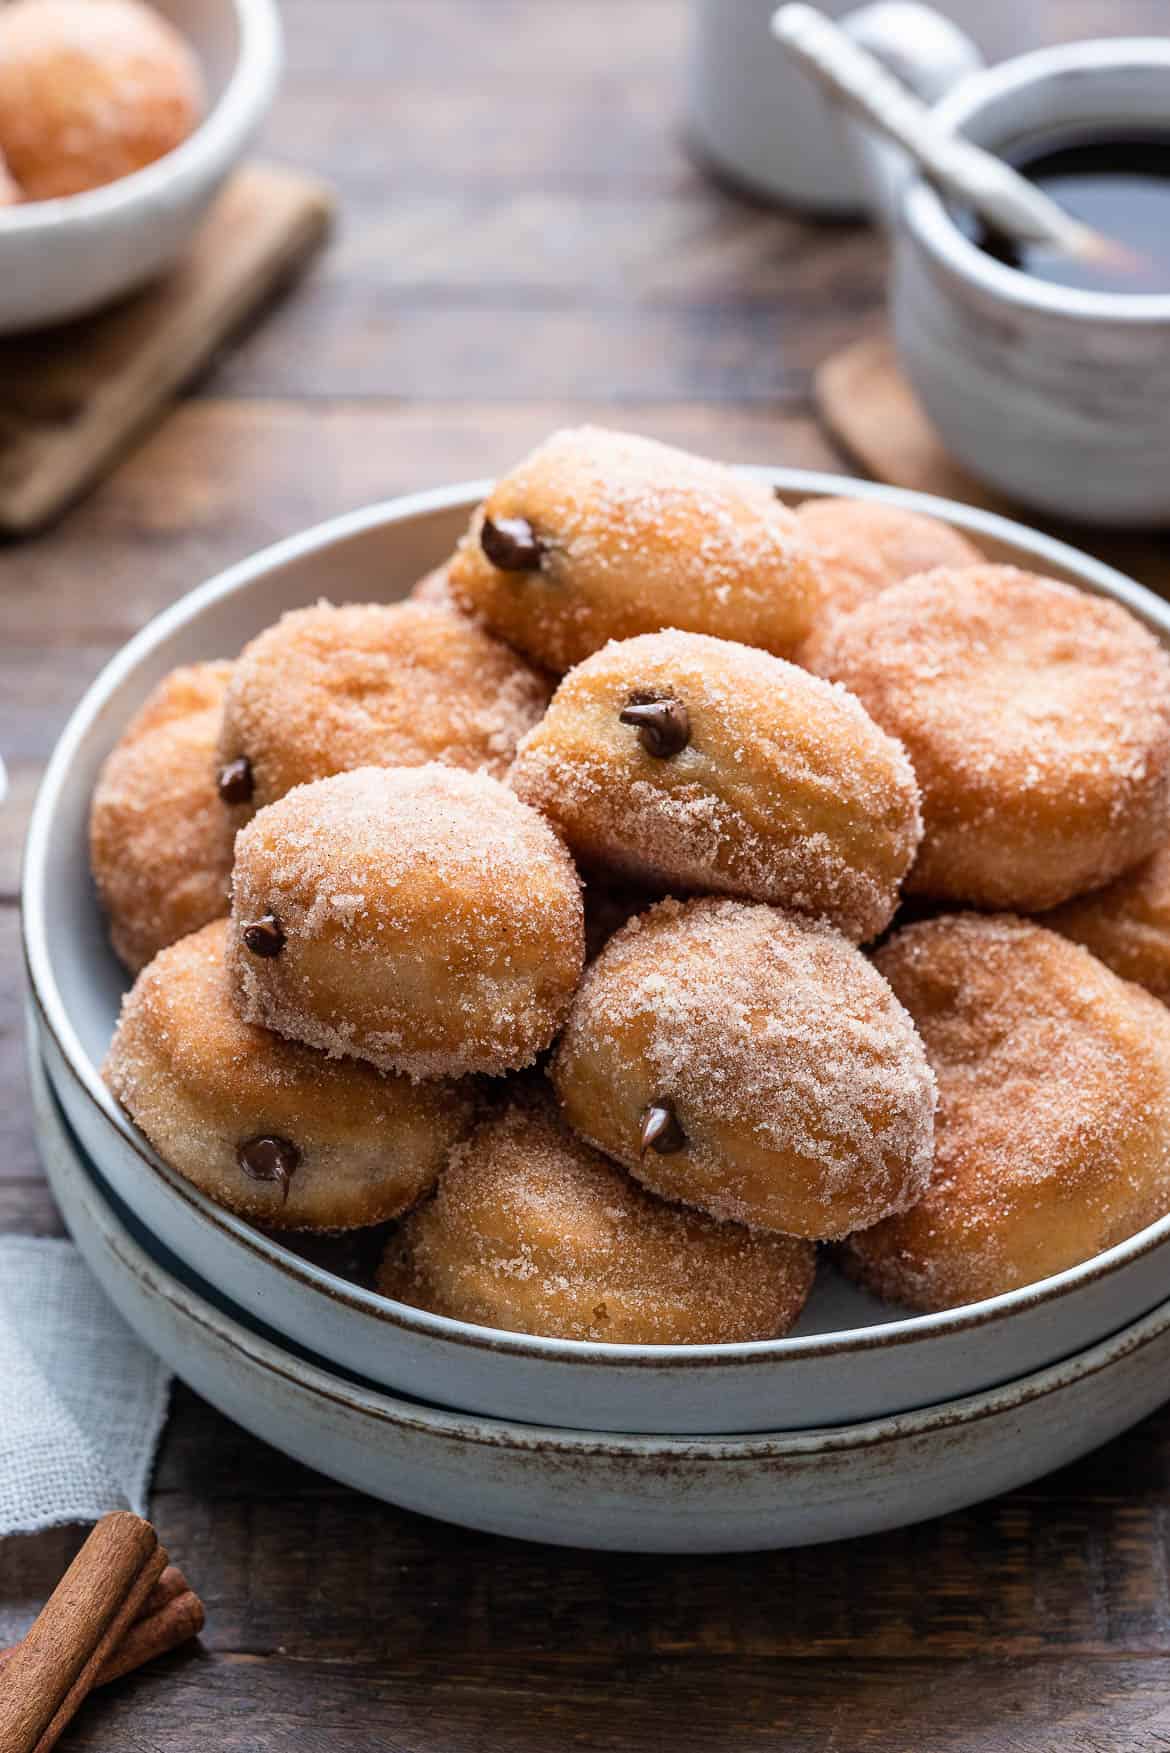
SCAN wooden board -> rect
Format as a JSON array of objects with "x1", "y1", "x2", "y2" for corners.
[
  {"x1": 815, "y1": 331, "x2": 1170, "y2": 598},
  {"x1": 0, "y1": 163, "x2": 334, "y2": 534}
]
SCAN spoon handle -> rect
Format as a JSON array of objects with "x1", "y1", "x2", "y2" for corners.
[{"x1": 770, "y1": 3, "x2": 1103, "y2": 258}]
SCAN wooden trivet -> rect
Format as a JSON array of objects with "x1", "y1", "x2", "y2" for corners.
[
  {"x1": 814, "y1": 332, "x2": 1170, "y2": 598},
  {"x1": 0, "y1": 162, "x2": 334, "y2": 534}
]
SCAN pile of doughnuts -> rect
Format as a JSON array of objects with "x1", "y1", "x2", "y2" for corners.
[
  {"x1": 92, "y1": 425, "x2": 1170, "y2": 1343},
  {"x1": 0, "y1": 0, "x2": 202, "y2": 205}
]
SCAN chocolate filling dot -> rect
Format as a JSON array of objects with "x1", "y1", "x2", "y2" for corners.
[
  {"x1": 640, "y1": 1100, "x2": 686, "y2": 1157},
  {"x1": 619, "y1": 696, "x2": 691, "y2": 759},
  {"x1": 242, "y1": 913, "x2": 285, "y2": 957},
  {"x1": 217, "y1": 755, "x2": 254, "y2": 805},
  {"x1": 237, "y1": 1134, "x2": 300, "y2": 1201},
  {"x1": 481, "y1": 514, "x2": 543, "y2": 571}
]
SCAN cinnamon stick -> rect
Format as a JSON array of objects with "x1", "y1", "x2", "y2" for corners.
[
  {"x1": 0, "y1": 1565, "x2": 205, "y2": 1688},
  {"x1": 0, "y1": 1512, "x2": 167, "y2": 1753}
]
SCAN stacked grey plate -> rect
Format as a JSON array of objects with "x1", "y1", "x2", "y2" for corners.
[{"x1": 23, "y1": 476, "x2": 1170, "y2": 1551}]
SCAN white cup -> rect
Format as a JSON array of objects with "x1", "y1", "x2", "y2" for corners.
[
  {"x1": 845, "y1": 28, "x2": 1170, "y2": 525},
  {"x1": 691, "y1": 3, "x2": 1170, "y2": 526},
  {"x1": 687, "y1": 0, "x2": 979, "y2": 212}
]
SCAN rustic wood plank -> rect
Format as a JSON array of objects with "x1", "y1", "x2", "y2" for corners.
[{"x1": 0, "y1": 167, "x2": 333, "y2": 533}]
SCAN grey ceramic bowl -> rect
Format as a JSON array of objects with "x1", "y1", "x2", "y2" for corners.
[
  {"x1": 0, "y1": 0, "x2": 282, "y2": 333},
  {"x1": 32, "y1": 1032, "x2": 1170, "y2": 1552},
  {"x1": 23, "y1": 471, "x2": 1170, "y2": 1435}
]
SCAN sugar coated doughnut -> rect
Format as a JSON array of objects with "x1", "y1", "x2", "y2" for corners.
[
  {"x1": 229, "y1": 764, "x2": 585, "y2": 1079},
  {"x1": 0, "y1": 0, "x2": 203, "y2": 201},
  {"x1": 379, "y1": 1083, "x2": 816, "y2": 1344},
  {"x1": 552, "y1": 897, "x2": 935, "y2": 1239},
  {"x1": 1045, "y1": 839, "x2": 1170, "y2": 1004},
  {"x1": 215, "y1": 599, "x2": 549, "y2": 817},
  {"x1": 794, "y1": 497, "x2": 982, "y2": 667},
  {"x1": 843, "y1": 913, "x2": 1170, "y2": 1310},
  {"x1": 447, "y1": 426, "x2": 823, "y2": 673},
  {"x1": 812, "y1": 566, "x2": 1170, "y2": 910},
  {"x1": 512, "y1": 629, "x2": 921, "y2": 942},
  {"x1": 89, "y1": 661, "x2": 235, "y2": 972},
  {"x1": 104, "y1": 921, "x2": 472, "y2": 1230}
]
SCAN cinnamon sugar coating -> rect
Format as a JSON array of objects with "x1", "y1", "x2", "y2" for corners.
[
  {"x1": 89, "y1": 661, "x2": 235, "y2": 973},
  {"x1": 812, "y1": 566, "x2": 1170, "y2": 910},
  {"x1": 228, "y1": 764, "x2": 585, "y2": 1080},
  {"x1": 793, "y1": 497, "x2": 982, "y2": 669},
  {"x1": 447, "y1": 427, "x2": 823, "y2": 673},
  {"x1": 216, "y1": 599, "x2": 549, "y2": 819},
  {"x1": 0, "y1": 0, "x2": 203, "y2": 201},
  {"x1": 843, "y1": 913, "x2": 1170, "y2": 1310},
  {"x1": 511, "y1": 629, "x2": 922, "y2": 942},
  {"x1": 1044, "y1": 838, "x2": 1170, "y2": 1004},
  {"x1": 408, "y1": 562, "x2": 465, "y2": 616},
  {"x1": 379, "y1": 1082, "x2": 816, "y2": 1344},
  {"x1": 103, "y1": 921, "x2": 472, "y2": 1231},
  {"x1": 552, "y1": 897, "x2": 936, "y2": 1239}
]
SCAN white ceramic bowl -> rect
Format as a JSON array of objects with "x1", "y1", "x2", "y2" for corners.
[
  {"x1": 31, "y1": 1032, "x2": 1170, "y2": 1552},
  {"x1": 23, "y1": 471, "x2": 1170, "y2": 1436},
  {"x1": 0, "y1": 0, "x2": 282, "y2": 334}
]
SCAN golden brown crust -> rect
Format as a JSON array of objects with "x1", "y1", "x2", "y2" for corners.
[
  {"x1": 103, "y1": 921, "x2": 474, "y2": 1231},
  {"x1": 447, "y1": 426, "x2": 823, "y2": 673},
  {"x1": 379, "y1": 1082, "x2": 816, "y2": 1344},
  {"x1": 229, "y1": 764, "x2": 586, "y2": 1080},
  {"x1": 511, "y1": 629, "x2": 922, "y2": 943},
  {"x1": 843, "y1": 913, "x2": 1170, "y2": 1309},
  {"x1": 793, "y1": 497, "x2": 982, "y2": 668},
  {"x1": 0, "y1": 0, "x2": 203, "y2": 200},
  {"x1": 552, "y1": 897, "x2": 936, "y2": 1240},
  {"x1": 89, "y1": 661, "x2": 235, "y2": 973},
  {"x1": 216, "y1": 599, "x2": 550, "y2": 819},
  {"x1": 1043, "y1": 840, "x2": 1170, "y2": 1004},
  {"x1": 812, "y1": 566, "x2": 1170, "y2": 910}
]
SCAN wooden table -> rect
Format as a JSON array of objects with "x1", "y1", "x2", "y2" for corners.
[{"x1": 4, "y1": 4, "x2": 1170, "y2": 1746}]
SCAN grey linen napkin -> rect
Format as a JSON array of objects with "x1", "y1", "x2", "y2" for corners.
[{"x1": 0, "y1": 1237, "x2": 170, "y2": 1534}]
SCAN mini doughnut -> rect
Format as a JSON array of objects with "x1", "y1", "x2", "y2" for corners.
[
  {"x1": 104, "y1": 921, "x2": 472, "y2": 1230},
  {"x1": 229, "y1": 764, "x2": 585, "y2": 1080},
  {"x1": 812, "y1": 566, "x2": 1170, "y2": 910},
  {"x1": 1045, "y1": 839, "x2": 1170, "y2": 1004},
  {"x1": 0, "y1": 0, "x2": 203, "y2": 201},
  {"x1": 447, "y1": 426, "x2": 823, "y2": 673},
  {"x1": 843, "y1": 913, "x2": 1170, "y2": 1309},
  {"x1": 552, "y1": 897, "x2": 935, "y2": 1239},
  {"x1": 511, "y1": 629, "x2": 922, "y2": 943},
  {"x1": 379, "y1": 1083, "x2": 817, "y2": 1344},
  {"x1": 89, "y1": 661, "x2": 235, "y2": 972},
  {"x1": 793, "y1": 497, "x2": 982, "y2": 667},
  {"x1": 215, "y1": 599, "x2": 549, "y2": 817}
]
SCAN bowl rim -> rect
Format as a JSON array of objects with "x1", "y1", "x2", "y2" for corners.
[
  {"x1": 0, "y1": 0, "x2": 283, "y2": 234},
  {"x1": 23, "y1": 468, "x2": 1170, "y2": 1374},
  {"x1": 33, "y1": 1030, "x2": 1170, "y2": 1460}
]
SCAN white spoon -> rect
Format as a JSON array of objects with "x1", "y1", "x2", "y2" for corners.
[{"x1": 771, "y1": 3, "x2": 1143, "y2": 272}]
